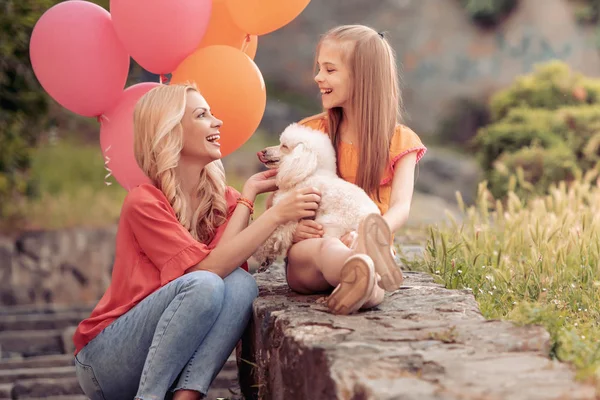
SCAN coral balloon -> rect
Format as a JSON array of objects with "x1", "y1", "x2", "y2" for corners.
[
  {"x1": 110, "y1": 0, "x2": 212, "y2": 74},
  {"x1": 170, "y1": 46, "x2": 266, "y2": 157},
  {"x1": 243, "y1": 35, "x2": 258, "y2": 60},
  {"x1": 30, "y1": 1, "x2": 129, "y2": 117},
  {"x1": 100, "y1": 83, "x2": 159, "y2": 190},
  {"x1": 197, "y1": 0, "x2": 247, "y2": 50},
  {"x1": 226, "y1": 0, "x2": 310, "y2": 36}
]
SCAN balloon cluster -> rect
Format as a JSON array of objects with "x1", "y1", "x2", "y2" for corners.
[{"x1": 30, "y1": 0, "x2": 310, "y2": 190}]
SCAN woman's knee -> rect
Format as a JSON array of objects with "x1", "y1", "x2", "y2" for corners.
[
  {"x1": 180, "y1": 270, "x2": 225, "y2": 308},
  {"x1": 224, "y1": 268, "x2": 258, "y2": 304}
]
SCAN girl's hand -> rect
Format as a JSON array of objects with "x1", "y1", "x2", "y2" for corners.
[
  {"x1": 243, "y1": 169, "x2": 278, "y2": 198},
  {"x1": 292, "y1": 220, "x2": 324, "y2": 243},
  {"x1": 272, "y1": 187, "x2": 321, "y2": 224}
]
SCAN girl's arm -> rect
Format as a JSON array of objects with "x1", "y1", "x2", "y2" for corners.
[{"x1": 382, "y1": 152, "x2": 417, "y2": 233}]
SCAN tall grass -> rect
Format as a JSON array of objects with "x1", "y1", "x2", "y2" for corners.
[{"x1": 403, "y1": 170, "x2": 600, "y2": 380}]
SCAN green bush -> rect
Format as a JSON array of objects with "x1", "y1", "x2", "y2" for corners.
[
  {"x1": 489, "y1": 145, "x2": 579, "y2": 199},
  {"x1": 473, "y1": 108, "x2": 565, "y2": 170},
  {"x1": 0, "y1": 0, "x2": 110, "y2": 220},
  {"x1": 460, "y1": 0, "x2": 518, "y2": 27},
  {"x1": 473, "y1": 61, "x2": 600, "y2": 198},
  {"x1": 0, "y1": 1, "x2": 57, "y2": 217},
  {"x1": 574, "y1": 0, "x2": 600, "y2": 24},
  {"x1": 488, "y1": 61, "x2": 600, "y2": 120}
]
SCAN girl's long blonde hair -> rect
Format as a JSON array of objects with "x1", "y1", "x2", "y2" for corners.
[
  {"x1": 317, "y1": 25, "x2": 401, "y2": 201},
  {"x1": 133, "y1": 83, "x2": 228, "y2": 244}
]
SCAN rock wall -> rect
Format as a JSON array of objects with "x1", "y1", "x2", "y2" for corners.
[
  {"x1": 0, "y1": 228, "x2": 116, "y2": 306},
  {"x1": 255, "y1": 0, "x2": 600, "y2": 136},
  {"x1": 238, "y1": 263, "x2": 597, "y2": 400}
]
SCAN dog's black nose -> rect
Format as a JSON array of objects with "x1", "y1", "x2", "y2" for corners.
[{"x1": 261, "y1": 149, "x2": 267, "y2": 155}]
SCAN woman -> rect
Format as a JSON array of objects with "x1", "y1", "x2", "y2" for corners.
[{"x1": 72, "y1": 83, "x2": 321, "y2": 400}]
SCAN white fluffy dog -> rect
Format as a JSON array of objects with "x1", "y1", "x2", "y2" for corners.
[{"x1": 253, "y1": 123, "x2": 380, "y2": 269}]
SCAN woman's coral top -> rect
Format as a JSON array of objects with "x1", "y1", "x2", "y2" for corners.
[{"x1": 73, "y1": 184, "x2": 246, "y2": 355}]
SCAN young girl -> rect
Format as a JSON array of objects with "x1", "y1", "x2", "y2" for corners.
[
  {"x1": 284, "y1": 25, "x2": 427, "y2": 315},
  {"x1": 72, "y1": 83, "x2": 320, "y2": 400}
]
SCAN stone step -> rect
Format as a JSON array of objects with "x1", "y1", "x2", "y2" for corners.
[
  {"x1": 205, "y1": 389, "x2": 241, "y2": 400},
  {"x1": 18, "y1": 397, "x2": 87, "y2": 400},
  {"x1": 0, "y1": 304, "x2": 94, "y2": 317},
  {"x1": 11, "y1": 377, "x2": 83, "y2": 398},
  {"x1": 0, "y1": 383, "x2": 11, "y2": 399},
  {"x1": 0, "y1": 312, "x2": 87, "y2": 331},
  {"x1": 0, "y1": 366, "x2": 76, "y2": 384},
  {"x1": 206, "y1": 357, "x2": 240, "y2": 400},
  {"x1": 0, "y1": 330, "x2": 64, "y2": 357},
  {"x1": 0, "y1": 354, "x2": 74, "y2": 370}
]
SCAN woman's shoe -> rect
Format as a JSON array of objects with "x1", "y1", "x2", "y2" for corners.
[
  {"x1": 355, "y1": 213, "x2": 403, "y2": 291},
  {"x1": 327, "y1": 254, "x2": 376, "y2": 315}
]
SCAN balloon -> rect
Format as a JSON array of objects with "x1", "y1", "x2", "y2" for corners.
[
  {"x1": 170, "y1": 46, "x2": 266, "y2": 157},
  {"x1": 30, "y1": 1, "x2": 129, "y2": 117},
  {"x1": 197, "y1": 0, "x2": 247, "y2": 50},
  {"x1": 110, "y1": 0, "x2": 211, "y2": 74},
  {"x1": 226, "y1": 0, "x2": 310, "y2": 36},
  {"x1": 100, "y1": 83, "x2": 158, "y2": 190},
  {"x1": 243, "y1": 35, "x2": 258, "y2": 60}
]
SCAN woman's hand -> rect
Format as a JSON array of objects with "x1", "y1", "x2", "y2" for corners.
[
  {"x1": 292, "y1": 220, "x2": 324, "y2": 243},
  {"x1": 243, "y1": 169, "x2": 278, "y2": 199},
  {"x1": 271, "y1": 187, "x2": 321, "y2": 224}
]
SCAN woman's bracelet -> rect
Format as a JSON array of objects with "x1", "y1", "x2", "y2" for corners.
[{"x1": 237, "y1": 197, "x2": 254, "y2": 214}]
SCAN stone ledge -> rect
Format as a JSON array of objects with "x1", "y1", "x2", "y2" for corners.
[{"x1": 238, "y1": 264, "x2": 597, "y2": 400}]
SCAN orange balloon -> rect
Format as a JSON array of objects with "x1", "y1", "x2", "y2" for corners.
[
  {"x1": 170, "y1": 46, "x2": 266, "y2": 157},
  {"x1": 242, "y1": 35, "x2": 258, "y2": 60},
  {"x1": 226, "y1": 0, "x2": 311, "y2": 36},
  {"x1": 197, "y1": 0, "x2": 246, "y2": 50}
]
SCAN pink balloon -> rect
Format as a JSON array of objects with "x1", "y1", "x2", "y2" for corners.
[
  {"x1": 100, "y1": 82, "x2": 159, "y2": 191},
  {"x1": 110, "y1": 0, "x2": 212, "y2": 74},
  {"x1": 30, "y1": 1, "x2": 130, "y2": 117}
]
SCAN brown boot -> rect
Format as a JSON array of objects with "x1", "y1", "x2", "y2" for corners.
[{"x1": 327, "y1": 254, "x2": 376, "y2": 315}]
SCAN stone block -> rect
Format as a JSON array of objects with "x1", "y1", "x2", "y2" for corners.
[
  {"x1": 0, "y1": 330, "x2": 63, "y2": 357},
  {"x1": 239, "y1": 264, "x2": 597, "y2": 400}
]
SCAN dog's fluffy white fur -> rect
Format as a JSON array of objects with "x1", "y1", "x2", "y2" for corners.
[{"x1": 253, "y1": 123, "x2": 380, "y2": 269}]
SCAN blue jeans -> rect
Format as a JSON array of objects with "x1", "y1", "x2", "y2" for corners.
[{"x1": 74, "y1": 268, "x2": 258, "y2": 400}]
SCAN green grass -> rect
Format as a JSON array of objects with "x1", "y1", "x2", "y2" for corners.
[
  {"x1": 4, "y1": 138, "x2": 127, "y2": 231},
  {"x1": 402, "y1": 171, "x2": 600, "y2": 382}
]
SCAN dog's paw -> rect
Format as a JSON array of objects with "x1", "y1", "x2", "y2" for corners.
[{"x1": 257, "y1": 257, "x2": 275, "y2": 273}]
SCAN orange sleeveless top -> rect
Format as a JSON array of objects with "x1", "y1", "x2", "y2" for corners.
[{"x1": 298, "y1": 113, "x2": 427, "y2": 214}]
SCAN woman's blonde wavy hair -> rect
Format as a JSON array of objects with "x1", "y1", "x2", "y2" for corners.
[
  {"x1": 133, "y1": 83, "x2": 228, "y2": 244},
  {"x1": 316, "y1": 25, "x2": 402, "y2": 201}
]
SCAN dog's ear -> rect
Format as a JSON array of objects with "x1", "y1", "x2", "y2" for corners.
[{"x1": 276, "y1": 143, "x2": 318, "y2": 189}]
